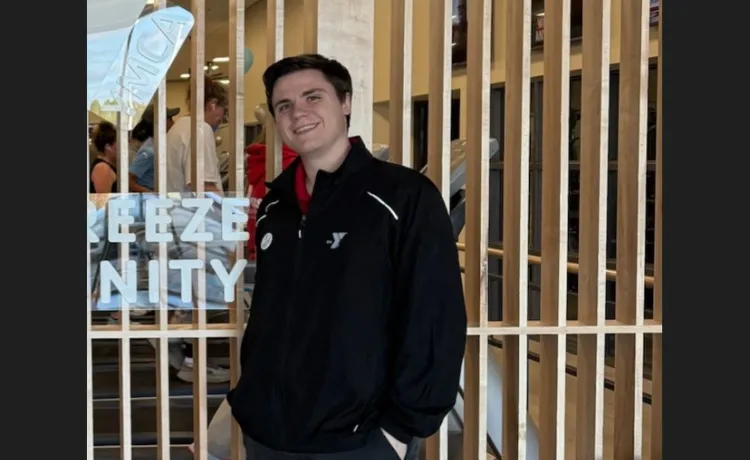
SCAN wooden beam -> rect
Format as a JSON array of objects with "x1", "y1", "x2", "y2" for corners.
[
  {"x1": 228, "y1": 0, "x2": 246, "y2": 458},
  {"x1": 651, "y1": 1, "x2": 663, "y2": 457},
  {"x1": 576, "y1": 0, "x2": 611, "y2": 457},
  {"x1": 188, "y1": 1, "x2": 209, "y2": 458},
  {"x1": 463, "y1": 0, "x2": 492, "y2": 458},
  {"x1": 265, "y1": 0, "x2": 284, "y2": 182},
  {"x1": 424, "y1": 1, "x2": 452, "y2": 457},
  {"x1": 614, "y1": 0, "x2": 650, "y2": 458},
  {"x1": 387, "y1": 0, "x2": 413, "y2": 168},
  {"x1": 502, "y1": 0, "x2": 531, "y2": 457}
]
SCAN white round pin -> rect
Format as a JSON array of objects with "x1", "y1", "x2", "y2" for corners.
[{"x1": 260, "y1": 233, "x2": 273, "y2": 250}]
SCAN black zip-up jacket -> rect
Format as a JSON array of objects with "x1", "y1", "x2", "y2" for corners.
[{"x1": 228, "y1": 138, "x2": 467, "y2": 453}]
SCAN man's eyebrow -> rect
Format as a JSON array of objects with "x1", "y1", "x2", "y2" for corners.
[
  {"x1": 274, "y1": 97, "x2": 291, "y2": 109},
  {"x1": 301, "y1": 88, "x2": 325, "y2": 97}
]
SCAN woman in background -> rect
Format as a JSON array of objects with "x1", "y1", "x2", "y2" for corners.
[
  {"x1": 89, "y1": 121, "x2": 119, "y2": 193},
  {"x1": 244, "y1": 107, "x2": 298, "y2": 260}
]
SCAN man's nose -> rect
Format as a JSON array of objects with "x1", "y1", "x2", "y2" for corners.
[{"x1": 290, "y1": 104, "x2": 309, "y2": 120}]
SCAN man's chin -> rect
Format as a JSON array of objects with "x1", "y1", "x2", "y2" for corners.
[{"x1": 291, "y1": 139, "x2": 324, "y2": 156}]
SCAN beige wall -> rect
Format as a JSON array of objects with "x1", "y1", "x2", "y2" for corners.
[{"x1": 166, "y1": 0, "x2": 661, "y2": 146}]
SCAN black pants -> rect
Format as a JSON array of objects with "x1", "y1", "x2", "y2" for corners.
[
  {"x1": 183, "y1": 342, "x2": 193, "y2": 358},
  {"x1": 244, "y1": 429, "x2": 421, "y2": 460}
]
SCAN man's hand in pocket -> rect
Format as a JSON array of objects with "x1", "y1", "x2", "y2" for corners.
[{"x1": 380, "y1": 428, "x2": 407, "y2": 460}]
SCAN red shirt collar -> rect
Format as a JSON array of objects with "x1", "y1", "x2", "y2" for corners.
[
  {"x1": 294, "y1": 162, "x2": 311, "y2": 214},
  {"x1": 291, "y1": 136, "x2": 366, "y2": 215}
]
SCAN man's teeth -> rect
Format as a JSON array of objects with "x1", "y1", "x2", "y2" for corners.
[{"x1": 294, "y1": 124, "x2": 317, "y2": 134}]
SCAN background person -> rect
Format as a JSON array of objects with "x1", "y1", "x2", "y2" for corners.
[
  {"x1": 244, "y1": 105, "x2": 299, "y2": 260},
  {"x1": 89, "y1": 121, "x2": 119, "y2": 193},
  {"x1": 128, "y1": 104, "x2": 180, "y2": 193},
  {"x1": 163, "y1": 76, "x2": 232, "y2": 384}
]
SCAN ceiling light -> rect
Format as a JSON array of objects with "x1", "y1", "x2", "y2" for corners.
[
  {"x1": 217, "y1": 79, "x2": 230, "y2": 85},
  {"x1": 212, "y1": 56, "x2": 230, "y2": 63},
  {"x1": 180, "y1": 73, "x2": 190, "y2": 79},
  {"x1": 536, "y1": 12, "x2": 545, "y2": 17}
]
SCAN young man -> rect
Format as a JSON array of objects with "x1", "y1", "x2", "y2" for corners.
[
  {"x1": 166, "y1": 77, "x2": 226, "y2": 195},
  {"x1": 228, "y1": 54, "x2": 467, "y2": 460}
]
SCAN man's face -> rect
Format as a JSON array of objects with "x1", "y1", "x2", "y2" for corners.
[
  {"x1": 271, "y1": 69, "x2": 351, "y2": 155},
  {"x1": 205, "y1": 99, "x2": 227, "y2": 130}
]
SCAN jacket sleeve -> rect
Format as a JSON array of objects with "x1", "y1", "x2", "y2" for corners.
[{"x1": 379, "y1": 178, "x2": 468, "y2": 443}]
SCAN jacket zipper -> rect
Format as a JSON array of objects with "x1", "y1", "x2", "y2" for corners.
[
  {"x1": 279, "y1": 212, "x2": 306, "y2": 440},
  {"x1": 298, "y1": 215, "x2": 307, "y2": 239}
]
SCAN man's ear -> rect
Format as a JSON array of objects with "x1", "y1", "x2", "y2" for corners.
[{"x1": 342, "y1": 93, "x2": 352, "y2": 116}]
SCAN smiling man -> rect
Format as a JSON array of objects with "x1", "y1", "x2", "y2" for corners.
[{"x1": 228, "y1": 54, "x2": 467, "y2": 460}]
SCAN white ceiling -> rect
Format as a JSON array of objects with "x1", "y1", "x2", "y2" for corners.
[{"x1": 164, "y1": 0, "x2": 262, "y2": 81}]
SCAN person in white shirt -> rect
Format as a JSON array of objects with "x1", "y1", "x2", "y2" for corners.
[
  {"x1": 166, "y1": 78, "x2": 226, "y2": 194},
  {"x1": 164, "y1": 77, "x2": 231, "y2": 384}
]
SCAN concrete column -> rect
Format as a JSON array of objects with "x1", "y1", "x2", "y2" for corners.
[{"x1": 304, "y1": 0, "x2": 375, "y2": 148}]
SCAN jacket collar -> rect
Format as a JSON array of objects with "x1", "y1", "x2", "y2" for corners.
[{"x1": 266, "y1": 136, "x2": 373, "y2": 200}]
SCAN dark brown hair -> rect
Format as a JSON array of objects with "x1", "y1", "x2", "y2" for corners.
[
  {"x1": 262, "y1": 54, "x2": 352, "y2": 128},
  {"x1": 92, "y1": 121, "x2": 117, "y2": 153},
  {"x1": 186, "y1": 76, "x2": 229, "y2": 109}
]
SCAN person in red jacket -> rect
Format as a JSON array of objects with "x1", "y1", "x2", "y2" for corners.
[{"x1": 245, "y1": 129, "x2": 298, "y2": 260}]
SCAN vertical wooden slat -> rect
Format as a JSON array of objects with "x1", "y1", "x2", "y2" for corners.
[
  {"x1": 152, "y1": 3, "x2": 171, "y2": 459},
  {"x1": 425, "y1": 0, "x2": 452, "y2": 203},
  {"x1": 539, "y1": 0, "x2": 570, "y2": 458},
  {"x1": 116, "y1": 110, "x2": 132, "y2": 460},
  {"x1": 388, "y1": 0, "x2": 412, "y2": 168},
  {"x1": 228, "y1": 0, "x2": 246, "y2": 458},
  {"x1": 502, "y1": 0, "x2": 531, "y2": 458},
  {"x1": 302, "y1": 0, "x2": 318, "y2": 54},
  {"x1": 576, "y1": 0, "x2": 610, "y2": 457},
  {"x1": 463, "y1": 0, "x2": 492, "y2": 458},
  {"x1": 86, "y1": 111, "x2": 94, "y2": 460},
  {"x1": 189, "y1": 1, "x2": 209, "y2": 458},
  {"x1": 651, "y1": 3, "x2": 663, "y2": 458},
  {"x1": 266, "y1": 0, "x2": 284, "y2": 181},
  {"x1": 228, "y1": 0, "x2": 245, "y2": 200},
  {"x1": 424, "y1": 2, "x2": 452, "y2": 458},
  {"x1": 189, "y1": 0, "x2": 206, "y2": 192},
  {"x1": 614, "y1": 0, "x2": 650, "y2": 458}
]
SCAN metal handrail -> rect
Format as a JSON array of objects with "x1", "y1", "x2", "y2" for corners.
[{"x1": 456, "y1": 242, "x2": 655, "y2": 288}]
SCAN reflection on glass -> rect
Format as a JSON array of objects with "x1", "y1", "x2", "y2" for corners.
[
  {"x1": 87, "y1": 0, "x2": 194, "y2": 129},
  {"x1": 88, "y1": 192, "x2": 250, "y2": 313}
]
